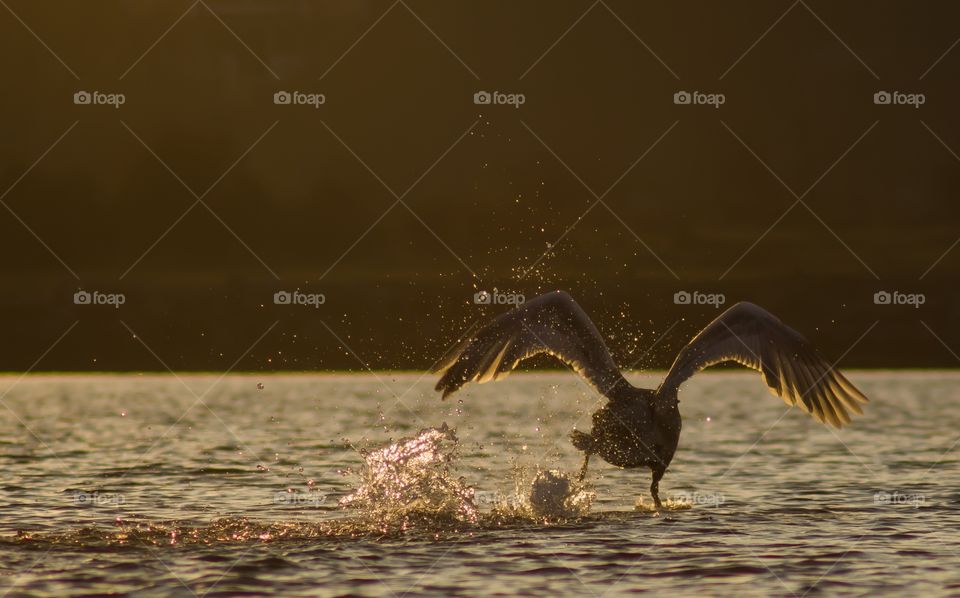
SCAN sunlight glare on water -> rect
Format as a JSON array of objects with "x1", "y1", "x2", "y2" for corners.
[{"x1": 1, "y1": 372, "x2": 959, "y2": 596}]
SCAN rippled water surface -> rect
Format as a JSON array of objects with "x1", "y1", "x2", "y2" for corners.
[{"x1": 1, "y1": 372, "x2": 959, "y2": 596}]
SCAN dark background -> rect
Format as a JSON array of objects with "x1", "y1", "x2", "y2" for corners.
[{"x1": 0, "y1": 0, "x2": 958, "y2": 372}]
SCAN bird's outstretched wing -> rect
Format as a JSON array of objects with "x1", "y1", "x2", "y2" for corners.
[
  {"x1": 657, "y1": 302, "x2": 868, "y2": 428},
  {"x1": 434, "y1": 291, "x2": 628, "y2": 399}
]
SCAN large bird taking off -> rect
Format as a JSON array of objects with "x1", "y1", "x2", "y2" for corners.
[{"x1": 434, "y1": 291, "x2": 868, "y2": 510}]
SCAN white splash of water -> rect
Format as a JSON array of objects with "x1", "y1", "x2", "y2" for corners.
[
  {"x1": 339, "y1": 424, "x2": 478, "y2": 529},
  {"x1": 488, "y1": 467, "x2": 594, "y2": 520},
  {"x1": 527, "y1": 469, "x2": 594, "y2": 518}
]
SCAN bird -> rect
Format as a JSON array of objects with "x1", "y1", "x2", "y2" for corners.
[{"x1": 433, "y1": 290, "x2": 868, "y2": 510}]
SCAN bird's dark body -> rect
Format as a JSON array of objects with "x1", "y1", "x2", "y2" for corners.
[{"x1": 571, "y1": 388, "x2": 681, "y2": 473}]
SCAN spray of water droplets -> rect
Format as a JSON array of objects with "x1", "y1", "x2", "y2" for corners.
[
  {"x1": 12, "y1": 425, "x2": 608, "y2": 548},
  {"x1": 339, "y1": 423, "x2": 479, "y2": 530}
]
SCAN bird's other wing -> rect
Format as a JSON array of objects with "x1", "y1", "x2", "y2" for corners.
[
  {"x1": 657, "y1": 302, "x2": 868, "y2": 428},
  {"x1": 434, "y1": 291, "x2": 628, "y2": 400}
]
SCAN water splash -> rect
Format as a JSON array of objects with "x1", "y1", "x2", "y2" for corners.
[
  {"x1": 339, "y1": 425, "x2": 595, "y2": 529},
  {"x1": 634, "y1": 497, "x2": 693, "y2": 513},
  {"x1": 490, "y1": 468, "x2": 594, "y2": 520},
  {"x1": 339, "y1": 423, "x2": 478, "y2": 531},
  {"x1": 11, "y1": 426, "x2": 608, "y2": 548},
  {"x1": 529, "y1": 470, "x2": 594, "y2": 518}
]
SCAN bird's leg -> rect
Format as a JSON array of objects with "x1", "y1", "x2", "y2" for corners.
[
  {"x1": 650, "y1": 468, "x2": 665, "y2": 511},
  {"x1": 577, "y1": 453, "x2": 591, "y2": 482}
]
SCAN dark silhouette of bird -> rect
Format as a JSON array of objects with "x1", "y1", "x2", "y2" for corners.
[{"x1": 434, "y1": 291, "x2": 869, "y2": 510}]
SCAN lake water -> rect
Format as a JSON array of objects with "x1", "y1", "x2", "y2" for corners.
[{"x1": 0, "y1": 372, "x2": 958, "y2": 596}]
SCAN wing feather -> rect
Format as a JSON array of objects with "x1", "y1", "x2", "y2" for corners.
[
  {"x1": 658, "y1": 302, "x2": 868, "y2": 428},
  {"x1": 434, "y1": 291, "x2": 628, "y2": 399}
]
